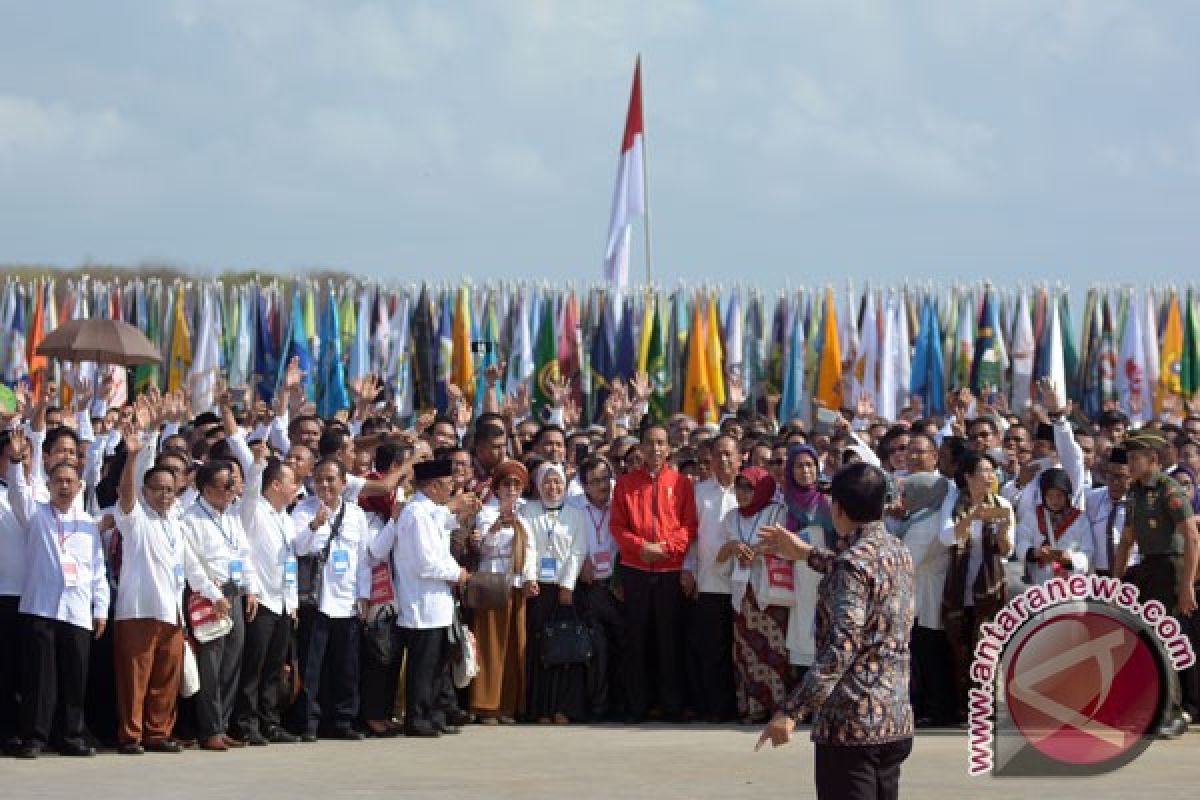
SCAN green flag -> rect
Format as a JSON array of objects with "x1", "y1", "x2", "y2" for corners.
[
  {"x1": 1182, "y1": 289, "x2": 1200, "y2": 402},
  {"x1": 532, "y1": 296, "x2": 559, "y2": 417},
  {"x1": 645, "y1": 294, "x2": 669, "y2": 422}
]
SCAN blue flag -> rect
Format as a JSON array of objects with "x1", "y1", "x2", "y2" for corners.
[
  {"x1": 318, "y1": 290, "x2": 350, "y2": 417},
  {"x1": 590, "y1": 296, "x2": 616, "y2": 422},
  {"x1": 910, "y1": 298, "x2": 945, "y2": 415},
  {"x1": 255, "y1": 287, "x2": 278, "y2": 402},
  {"x1": 279, "y1": 289, "x2": 314, "y2": 402},
  {"x1": 614, "y1": 295, "x2": 637, "y2": 381}
]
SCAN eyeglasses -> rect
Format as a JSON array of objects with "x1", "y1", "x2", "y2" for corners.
[
  {"x1": 145, "y1": 484, "x2": 176, "y2": 494},
  {"x1": 968, "y1": 431, "x2": 993, "y2": 440},
  {"x1": 769, "y1": 458, "x2": 786, "y2": 466}
]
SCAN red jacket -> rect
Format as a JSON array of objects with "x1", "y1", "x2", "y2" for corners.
[{"x1": 610, "y1": 465, "x2": 698, "y2": 572}]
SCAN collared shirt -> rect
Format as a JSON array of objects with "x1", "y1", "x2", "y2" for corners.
[
  {"x1": 240, "y1": 463, "x2": 300, "y2": 616},
  {"x1": 7, "y1": 463, "x2": 109, "y2": 630},
  {"x1": 1086, "y1": 486, "x2": 1135, "y2": 571},
  {"x1": 1128, "y1": 471, "x2": 1193, "y2": 556},
  {"x1": 781, "y1": 521, "x2": 914, "y2": 746},
  {"x1": 522, "y1": 500, "x2": 587, "y2": 590},
  {"x1": 292, "y1": 495, "x2": 372, "y2": 618},
  {"x1": 687, "y1": 477, "x2": 739, "y2": 594},
  {"x1": 0, "y1": 482, "x2": 24, "y2": 596},
  {"x1": 113, "y1": 499, "x2": 208, "y2": 625},
  {"x1": 475, "y1": 499, "x2": 537, "y2": 588},
  {"x1": 181, "y1": 496, "x2": 259, "y2": 600},
  {"x1": 564, "y1": 494, "x2": 618, "y2": 582},
  {"x1": 370, "y1": 492, "x2": 461, "y2": 629}
]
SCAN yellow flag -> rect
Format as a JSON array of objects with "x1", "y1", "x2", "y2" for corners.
[
  {"x1": 705, "y1": 293, "x2": 726, "y2": 410},
  {"x1": 167, "y1": 284, "x2": 192, "y2": 392},
  {"x1": 814, "y1": 287, "x2": 844, "y2": 411},
  {"x1": 683, "y1": 299, "x2": 714, "y2": 423},
  {"x1": 1159, "y1": 290, "x2": 1183, "y2": 411},
  {"x1": 451, "y1": 285, "x2": 474, "y2": 400},
  {"x1": 637, "y1": 290, "x2": 654, "y2": 373}
]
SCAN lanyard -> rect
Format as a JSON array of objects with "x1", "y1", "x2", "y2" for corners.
[
  {"x1": 585, "y1": 504, "x2": 609, "y2": 541},
  {"x1": 51, "y1": 508, "x2": 72, "y2": 553},
  {"x1": 158, "y1": 517, "x2": 177, "y2": 553},
  {"x1": 273, "y1": 510, "x2": 292, "y2": 556},
  {"x1": 199, "y1": 503, "x2": 237, "y2": 551},
  {"x1": 735, "y1": 509, "x2": 765, "y2": 546}
]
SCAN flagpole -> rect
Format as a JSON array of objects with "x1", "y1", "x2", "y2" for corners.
[{"x1": 639, "y1": 54, "x2": 652, "y2": 286}]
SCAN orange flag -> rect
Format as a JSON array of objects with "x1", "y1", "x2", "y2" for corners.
[
  {"x1": 814, "y1": 287, "x2": 844, "y2": 411},
  {"x1": 683, "y1": 297, "x2": 715, "y2": 423}
]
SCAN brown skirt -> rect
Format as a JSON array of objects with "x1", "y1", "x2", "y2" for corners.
[{"x1": 469, "y1": 587, "x2": 527, "y2": 717}]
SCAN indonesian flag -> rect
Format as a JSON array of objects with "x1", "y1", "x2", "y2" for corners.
[{"x1": 603, "y1": 57, "x2": 646, "y2": 288}]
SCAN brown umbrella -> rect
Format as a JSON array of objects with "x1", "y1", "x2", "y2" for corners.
[{"x1": 36, "y1": 318, "x2": 162, "y2": 366}]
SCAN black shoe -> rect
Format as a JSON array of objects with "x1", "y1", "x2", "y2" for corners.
[
  {"x1": 144, "y1": 739, "x2": 183, "y2": 754},
  {"x1": 331, "y1": 728, "x2": 365, "y2": 741},
  {"x1": 267, "y1": 729, "x2": 300, "y2": 744},
  {"x1": 623, "y1": 714, "x2": 644, "y2": 725},
  {"x1": 59, "y1": 739, "x2": 97, "y2": 757},
  {"x1": 446, "y1": 710, "x2": 472, "y2": 727},
  {"x1": 300, "y1": 733, "x2": 318, "y2": 743},
  {"x1": 118, "y1": 742, "x2": 145, "y2": 755},
  {"x1": 244, "y1": 732, "x2": 270, "y2": 747},
  {"x1": 1158, "y1": 715, "x2": 1189, "y2": 739},
  {"x1": 438, "y1": 725, "x2": 462, "y2": 735},
  {"x1": 405, "y1": 723, "x2": 440, "y2": 738},
  {"x1": 15, "y1": 741, "x2": 42, "y2": 759}
]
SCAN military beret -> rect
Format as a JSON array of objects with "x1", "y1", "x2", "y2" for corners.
[{"x1": 1125, "y1": 431, "x2": 1167, "y2": 452}]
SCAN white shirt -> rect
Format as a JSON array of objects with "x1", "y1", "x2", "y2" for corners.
[
  {"x1": 903, "y1": 508, "x2": 951, "y2": 630},
  {"x1": 1085, "y1": 486, "x2": 1136, "y2": 572},
  {"x1": 476, "y1": 501, "x2": 537, "y2": 588},
  {"x1": 1015, "y1": 506, "x2": 1093, "y2": 584},
  {"x1": 371, "y1": 492, "x2": 460, "y2": 629},
  {"x1": 240, "y1": 463, "x2": 299, "y2": 616},
  {"x1": 687, "y1": 477, "x2": 738, "y2": 595},
  {"x1": 564, "y1": 494, "x2": 617, "y2": 582},
  {"x1": 725, "y1": 502, "x2": 788, "y2": 611},
  {"x1": 521, "y1": 501, "x2": 587, "y2": 590},
  {"x1": 939, "y1": 495, "x2": 1015, "y2": 608},
  {"x1": 113, "y1": 499, "x2": 208, "y2": 625},
  {"x1": 7, "y1": 463, "x2": 109, "y2": 629},
  {"x1": 292, "y1": 496, "x2": 372, "y2": 618},
  {"x1": 0, "y1": 483, "x2": 24, "y2": 596},
  {"x1": 181, "y1": 496, "x2": 260, "y2": 600}
]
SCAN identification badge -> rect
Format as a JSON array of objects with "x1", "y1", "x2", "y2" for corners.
[
  {"x1": 539, "y1": 556, "x2": 558, "y2": 583},
  {"x1": 62, "y1": 558, "x2": 80, "y2": 588},
  {"x1": 229, "y1": 558, "x2": 244, "y2": 586},
  {"x1": 332, "y1": 549, "x2": 350, "y2": 577},
  {"x1": 592, "y1": 550, "x2": 613, "y2": 578},
  {"x1": 174, "y1": 563, "x2": 185, "y2": 590},
  {"x1": 284, "y1": 557, "x2": 298, "y2": 588}
]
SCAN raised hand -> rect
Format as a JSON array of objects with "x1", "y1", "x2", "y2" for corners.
[
  {"x1": 726, "y1": 372, "x2": 746, "y2": 410},
  {"x1": 5, "y1": 427, "x2": 29, "y2": 463},
  {"x1": 630, "y1": 371, "x2": 652, "y2": 403},
  {"x1": 484, "y1": 360, "x2": 507, "y2": 389},
  {"x1": 284, "y1": 356, "x2": 304, "y2": 391}
]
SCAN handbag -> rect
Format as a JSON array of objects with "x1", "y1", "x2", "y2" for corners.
[
  {"x1": 297, "y1": 503, "x2": 346, "y2": 609},
  {"x1": 179, "y1": 637, "x2": 200, "y2": 698},
  {"x1": 364, "y1": 606, "x2": 399, "y2": 665},
  {"x1": 186, "y1": 593, "x2": 233, "y2": 643},
  {"x1": 465, "y1": 571, "x2": 511, "y2": 610},
  {"x1": 280, "y1": 630, "x2": 303, "y2": 707},
  {"x1": 541, "y1": 606, "x2": 593, "y2": 668},
  {"x1": 448, "y1": 603, "x2": 479, "y2": 688}
]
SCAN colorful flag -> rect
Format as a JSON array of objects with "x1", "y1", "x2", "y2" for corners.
[
  {"x1": 645, "y1": 294, "x2": 669, "y2": 422},
  {"x1": 166, "y1": 283, "x2": 192, "y2": 393},
  {"x1": 909, "y1": 298, "x2": 945, "y2": 416},
  {"x1": 317, "y1": 289, "x2": 350, "y2": 418},
  {"x1": 532, "y1": 297, "x2": 560, "y2": 417},
  {"x1": 451, "y1": 285, "x2": 474, "y2": 403},
  {"x1": 704, "y1": 293, "x2": 726, "y2": 411},
  {"x1": 814, "y1": 288, "x2": 844, "y2": 411},
  {"x1": 1158, "y1": 290, "x2": 1183, "y2": 411},
  {"x1": 682, "y1": 298, "x2": 714, "y2": 423},
  {"x1": 970, "y1": 288, "x2": 1004, "y2": 393},
  {"x1": 411, "y1": 285, "x2": 436, "y2": 411},
  {"x1": 435, "y1": 292, "x2": 454, "y2": 412}
]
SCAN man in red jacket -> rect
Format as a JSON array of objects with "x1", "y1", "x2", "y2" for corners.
[{"x1": 610, "y1": 424, "x2": 699, "y2": 722}]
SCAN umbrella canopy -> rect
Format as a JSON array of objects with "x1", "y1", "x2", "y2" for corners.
[{"x1": 36, "y1": 318, "x2": 162, "y2": 367}]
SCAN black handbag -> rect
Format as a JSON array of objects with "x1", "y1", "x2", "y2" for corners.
[
  {"x1": 364, "y1": 606, "x2": 399, "y2": 664},
  {"x1": 541, "y1": 607, "x2": 593, "y2": 668},
  {"x1": 297, "y1": 503, "x2": 346, "y2": 609}
]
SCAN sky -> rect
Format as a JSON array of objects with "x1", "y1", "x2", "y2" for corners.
[{"x1": 0, "y1": 1, "x2": 1197, "y2": 291}]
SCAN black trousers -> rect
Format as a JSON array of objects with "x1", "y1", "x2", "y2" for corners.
[
  {"x1": 621, "y1": 567, "x2": 685, "y2": 719},
  {"x1": 0, "y1": 595, "x2": 22, "y2": 741},
  {"x1": 814, "y1": 738, "x2": 913, "y2": 800},
  {"x1": 526, "y1": 585, "x2": 587, "y2": 721},
  {"x1": 359, "y1": 625, "x2": 404, "y2": 722},
  {"x1": 20, "y1": 614, "x2": 91, "y2": 746},
  {"x1": 295, "y1": 608, "x2": 360, "y2": 733},
  {"x1": 401, "y1": 626, "x2": 449, "y2": 731},
  {"x1": 576, "y1": 581, "x2": 626, "y2": 719},
  {"x1": 910, "y1": 625, "x2": 955, "y2": 725},
  {"x1": 233, "y1": 605, "x2": 292, "y2": 738},
  {"x1": 194, "y1": 595, "x2": 245, "y2": 739},
  {"x1": 1132, "y1": 556, "x2": 1187, "y2": 720},
  {"x1": 685, "y1": 591, "x2": 735, "y2": 721}
]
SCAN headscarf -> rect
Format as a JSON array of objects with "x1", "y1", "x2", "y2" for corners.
[
  {"x1": 736, "y1": 466, "x2": 776, "y2": 518},
  {"x1": 533, "y1": 462, "x2": 567, "y2": 510},
  {"x1": 492, "y1": 459, "x2": 530, "y2": 492},
  {"x1": 782, "y1": 444, "x2": 832, "y2": 533},
  {"x1": 1167, "y1": 464, "x2": 1200, "y2": 514},
  {"x1": 901, "y1": 472, "x2": 949, "y2": 517}
]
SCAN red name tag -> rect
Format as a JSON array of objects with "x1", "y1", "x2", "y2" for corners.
[{"x1": 765, "y1": 555, "x2": 794, "y2": 591}]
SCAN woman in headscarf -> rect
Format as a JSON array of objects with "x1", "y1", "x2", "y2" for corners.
[
  {"x1": 716, "y1": 466, "x2": 790, "y2": 724},
  {"x1": 469, "y1": 460, "x2": 539, "y2": 725},
  {"x1": 1014, "y1": 467, "x2": 1092, "y2": 585},
  {"x1": 939, "y1": 452, "x2": 1014, "y2": 722},
  {"x1": 899, "y1": 472, "x2": 955, "y2": 727},
  {"x1": 520, "y1": 463, "x2": 588, "y2": 724},
  {"x1": 779, "y1": 446, "x2": 835, "y2": 685}
]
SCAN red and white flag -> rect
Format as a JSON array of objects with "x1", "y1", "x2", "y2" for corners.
[{"x1": 604, "y1": 57, "x2": 646, "y2": 288}]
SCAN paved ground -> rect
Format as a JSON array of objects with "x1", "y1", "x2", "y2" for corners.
[{"x1": 5, "y1": 725, "x2": 1199, "y2": 799}]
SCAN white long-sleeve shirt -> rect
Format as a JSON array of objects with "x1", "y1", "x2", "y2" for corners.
[
  {"x1": 0, "y1": 481, "x2": 24, "y2": 596},
  {"x1": 563, "y1": 494, "x2": 618, "y2": 582},
  {"x1": 686, "y1": 477, "x2": 738, "y2": 595},
  {"x1": 1014, "y1": 418, "x2": 1087, "y2": 529},
  {"x1": 113, "y1": 498, "x2": 209, "y2": 625},
  {"x1": 370, "y1": 492, "x2": 460, "y2": 629},
  {"x1": 1085, "y1": 486, "x2": 1137, "y2": 572},
  {"x1": 181, "y1": 496, "x2": 259, "y2": 601},
  {"x1": 475, "y1": 501, "x2": 537, "y2": 588},
  {"x1": 521, "y1": 501, "x2": 587, "y2": 590},
  {"x1": 939, "y1": 495, "x2": 1015, "y2": 608},
  {"x1": 240, "y1": 462, "x2": 299, "y2": 616},
  {"x1": 292, "y1": 495, "x2": 371, "y2": 618},
  {"x1": 7, "y1": 462, "x2": 109, "y2": 629},
  {"x1": 1015, "y1": 506, "x2": 1093, "y2": 584}
]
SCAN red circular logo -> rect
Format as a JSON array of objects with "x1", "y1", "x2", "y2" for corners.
[{"x1": 1004, "y1": 610, "x2": 1162, "y2": 766}]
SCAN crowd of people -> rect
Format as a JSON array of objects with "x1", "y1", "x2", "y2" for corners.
[{"x1": 1, "y1": 353, "x2": 1198, "y2": 760}]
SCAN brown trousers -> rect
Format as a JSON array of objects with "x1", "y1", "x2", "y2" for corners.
[
  {"x1": 469, "y1": 588, "x2": 527, "y2": 717},
  {"x1": 114, "y1": 618, "x2": 184, "y2": 744}
]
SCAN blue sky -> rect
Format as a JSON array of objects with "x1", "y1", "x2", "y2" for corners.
[{"x1": 0, "y1": 1, "x2": 1196, "y2": 290}]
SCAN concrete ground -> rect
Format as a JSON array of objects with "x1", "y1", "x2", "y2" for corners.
[{"x1": 5, "y1": 725, "x2": 1198, "y2": 799}]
